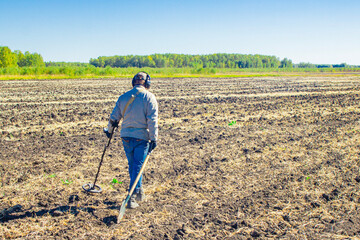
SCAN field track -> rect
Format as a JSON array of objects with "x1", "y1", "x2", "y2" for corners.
[{"x1": 1, "y1": 76, "x2": 360, "y2": 239}]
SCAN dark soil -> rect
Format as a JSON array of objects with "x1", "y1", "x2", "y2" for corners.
[{"x1": 1, "y1": 77, "x2": 360, "y2": 239}]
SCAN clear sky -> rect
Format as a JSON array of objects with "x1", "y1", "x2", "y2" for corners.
[{"x1": 1, "y1": 0, "x2": 359, "y2": 65}]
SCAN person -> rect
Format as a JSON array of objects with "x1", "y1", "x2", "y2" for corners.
[{"x1": 104, "y1": 72, "x2": 158, "y2": 209}]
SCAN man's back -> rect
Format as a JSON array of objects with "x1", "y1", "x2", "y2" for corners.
[{"x1": 109, "y1": 85, "x2": 158, "y2": 141}]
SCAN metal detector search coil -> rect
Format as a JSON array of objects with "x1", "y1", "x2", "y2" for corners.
[{"x1": 82, "y1": 183, "x2": 102, "y2": 193}]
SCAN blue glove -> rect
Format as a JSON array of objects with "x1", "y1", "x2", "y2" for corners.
[
  {"x1": 103, "y1": 128, "x2": 111, "y2": 138},
  {"x1": 148, "y1": 140, "x2": 157, "y2": 153}
]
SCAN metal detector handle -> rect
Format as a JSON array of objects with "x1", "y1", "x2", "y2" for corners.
[
  {"x1": 92, "y1": 126, "x2": 117, "y2": 187},
  {"x1": 128, "y1": 151, "x2": 152, "y2": 197},
  {"x1": 105, "y1": 127, "x2": 116, "y2": 147}
]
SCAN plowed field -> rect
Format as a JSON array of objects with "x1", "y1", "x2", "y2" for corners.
[{"x1": 1, "y1": 76, "x2": 360, "y2": 239}]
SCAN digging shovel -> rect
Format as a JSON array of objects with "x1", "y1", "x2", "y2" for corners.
[{"x1": 117, "y1": 149, "x2": 152, "y2": 223}]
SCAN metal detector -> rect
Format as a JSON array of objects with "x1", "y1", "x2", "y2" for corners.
[
  {"x1": 117, "y1": 149, "x2": 152, "y2": 223},
  {"x1": 82, "y1": 127, "x2": 116, "y2": 193}
]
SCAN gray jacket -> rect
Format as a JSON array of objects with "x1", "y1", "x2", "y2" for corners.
[{"x1": 107, "y1": 85, "x2": 158, "y2": 141}]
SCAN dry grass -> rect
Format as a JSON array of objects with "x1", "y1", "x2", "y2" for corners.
[{"x1": 1, "y1": 76, "x2": 360, "y2": 239}]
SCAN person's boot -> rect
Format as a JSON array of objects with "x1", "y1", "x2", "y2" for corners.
[
  {"x1": 136, "y1": 186, "x2": 146, "y2": 202},
  {"x1": 127, "y1": 194, "x2": 139, "y2": 209}
]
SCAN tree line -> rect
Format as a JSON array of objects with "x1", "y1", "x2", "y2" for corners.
[
  {"x1": 90, "y1": 53, "x2": 285, "y2": 68},
  {"x1": 89, "y1": 54, "x2": 356, "y2": 69},
  {"x1": 294, "y1": 62, "x2": 350, "y2": 68},
  {"x1": 0, "y1": 46, "x2": 45, "y2": 68}
]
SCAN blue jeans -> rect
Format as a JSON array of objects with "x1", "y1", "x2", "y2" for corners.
[{"x1": 122, "y1": 137, "x2": 149, "y2": 194}]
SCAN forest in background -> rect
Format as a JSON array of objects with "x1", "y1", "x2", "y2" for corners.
[{"x1": 88, "y1": 54, "x2": 353, "y2": 69}]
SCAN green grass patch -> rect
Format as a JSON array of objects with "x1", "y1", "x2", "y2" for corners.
[{"x1": 1, "y1": 66, "x2": 360, "y2": 80}]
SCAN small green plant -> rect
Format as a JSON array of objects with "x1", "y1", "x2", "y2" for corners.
[
  {"x1": 48, "y1": 174, "x2": 56, "y2": 178},
  {"x1": 110, "y1": 178, "x2": 123, "y2": 189},
  {"x1": 228, "y1": 120, "x2": 236, "y2": 126},
  {"x1": 111, "y1": 178, "x2": 123, "y2": 184},
  {"x1": 306, "y1": 176, "x2": 311, "y2": 180},
  {"x1": 62, "y1": 179, "x2": 72, "y2": 185}
]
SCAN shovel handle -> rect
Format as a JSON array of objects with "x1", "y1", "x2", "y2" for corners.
[
  {"x1": 117, "y1": 151, "x2": 152, "y2": 223},
  {"x1": 128, "y1": 152, "x2": 151, "y2": 197}
]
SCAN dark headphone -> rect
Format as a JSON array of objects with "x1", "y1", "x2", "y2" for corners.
[{"x1": 132, "y1": 72, "x2": 151, "y2": 89}]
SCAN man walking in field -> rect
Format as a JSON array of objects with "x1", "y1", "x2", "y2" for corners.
[{"x1": 104, "y1": 72, "x2": 158, "y2": 209}]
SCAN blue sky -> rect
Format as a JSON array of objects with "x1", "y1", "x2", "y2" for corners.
[{"x1": 1, "y1": 0, "x2": 359, "y2": 64}]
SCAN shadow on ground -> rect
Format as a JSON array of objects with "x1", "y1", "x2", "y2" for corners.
[{"x1": 0, "y1": 194, "x2": 119, "y2": 227}]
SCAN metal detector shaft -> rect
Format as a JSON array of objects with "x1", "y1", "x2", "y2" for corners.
[
  {"x1": 117, "y1": 151, "x2": 152, "y2": 223},
  {"x1": 92, "y1": 127, "x2": 116, "y2": 188}
]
